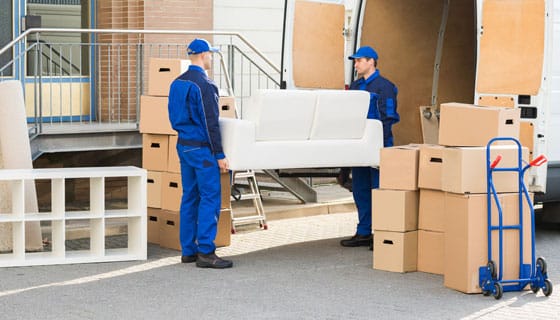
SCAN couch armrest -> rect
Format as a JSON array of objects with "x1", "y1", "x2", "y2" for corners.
[{"x1": 219, "y1": 118, "x2": 256, "y2": 170}]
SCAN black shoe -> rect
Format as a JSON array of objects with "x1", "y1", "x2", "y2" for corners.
[
  {"x1": 340, "y1": 234, "x2": 373, "y2": 247},
  {"x1": 181, "y1": 255, "x2": 197, "y2": 263},
  {"x1": 196, "y1": 252, "x2": 233, "y2": 269}
]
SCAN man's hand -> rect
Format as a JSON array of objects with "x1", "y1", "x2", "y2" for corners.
[{"x1": 217, "y1": 158, "x2": 229, "y2": 173}]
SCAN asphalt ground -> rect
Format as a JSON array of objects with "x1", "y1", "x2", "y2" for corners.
[{"x1": 1, "y1": 210, "x2": 559, "y2": 320}]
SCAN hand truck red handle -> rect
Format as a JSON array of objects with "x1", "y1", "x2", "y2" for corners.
[
  {"x1": 490, "y1": 155, "x2": 503, "y2": 169},
  {"x1": 529, "y1": 154, "x2": 547, "y2": 167}
]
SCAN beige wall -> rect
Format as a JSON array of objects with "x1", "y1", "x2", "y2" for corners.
[{"x1": 25, "y1": 83, "x2": 90, "y2": 117}]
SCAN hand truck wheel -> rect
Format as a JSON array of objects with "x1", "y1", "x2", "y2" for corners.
[
  {"x1": 493, "y1": 283, "x2": 503, "y2": 300},
  {"x1": 536, "y1": 257, "x2": 548, "y2": 275},
  {"x1": 543, "y1": 279, "x2": 553, "y2": 297},
  {"x1": 488, "y1": 260, "x2": 497, "y2": 279}
]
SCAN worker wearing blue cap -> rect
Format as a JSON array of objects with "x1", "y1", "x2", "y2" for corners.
[
  {"x1": 168, "y1": 38, "x2": 232, "y2": 268},
  {"x1": 340, "y1": 46, "x2": 400, "y2": 249}
]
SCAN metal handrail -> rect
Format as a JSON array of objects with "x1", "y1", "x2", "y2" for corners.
[
  {"x1": 230, "y1": 44, "x2": 280, "y2": 87},
  {"x1": 0, "y1": 28, "x2": 280, "y2": 74}
]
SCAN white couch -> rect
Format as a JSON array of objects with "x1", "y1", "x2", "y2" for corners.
[{"x1": 219, "y1": 89, "x2": 383, "y2": 171}]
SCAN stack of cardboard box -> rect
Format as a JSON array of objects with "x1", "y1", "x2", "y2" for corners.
[
  {"x1": 437, "y1": 102, "x2": 531, "y2": 294},
  {"x1": 141, "y1": 57, "x2": 236, "y2": 251},
  {"x1": 372, "y1": 144, "x2": 420, "y2": 273},
  {"x1": 417, "y1": 144, "x2": 446, "y2": 275},
  {"x1": 372, "y1": 102, "x2": 533, "y2": 295}
]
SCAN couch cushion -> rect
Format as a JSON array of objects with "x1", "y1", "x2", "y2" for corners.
[
  {"x1": 242, "y1": 89, "x2": 317, "y2": 141},
  {"x1": 309, "y1": 90, "x2": 369, "y2": 140}
]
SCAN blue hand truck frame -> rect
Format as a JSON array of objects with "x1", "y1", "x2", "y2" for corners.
[{"x1": 478, "y1": 137, "x2": 552, "y2": 299}]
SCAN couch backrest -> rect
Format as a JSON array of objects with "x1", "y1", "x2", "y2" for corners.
[
  {"x1": 309, "y1": 90, "x2": 369, "y2": 140},
  {"x1": 241, "y1": 89, "x2": 369, "y2": 141},
  {"x1": 242, "y1": 89, "x2": 317, "y2": 141}
]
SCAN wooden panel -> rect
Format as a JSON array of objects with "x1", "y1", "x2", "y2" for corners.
[
  {"x1": 361, "y1": 0, "x2": 475, "y2": 145},
  {"x1": 436, "y1": 0, "x2": 476, "y2": 106},
  {"x1": 476, "y1": 0, "x2": 545, "y2": 95},
  {"x1": 361, "y1": 0, "x2": 442, "y2": 145},
  {"x1": 520, "y1": 121, "x2": 534, "y2": 160},
  {"x1": 477, "y1": 95, "x2": 515, "y2": 108},
  {"x1": 293, "y1": 0, "x2": 344, "y2": 89}
]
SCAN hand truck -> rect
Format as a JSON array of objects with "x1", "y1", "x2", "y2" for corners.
[{"x1": 479, "y1": 137, "x2": 552, "y2": 299}]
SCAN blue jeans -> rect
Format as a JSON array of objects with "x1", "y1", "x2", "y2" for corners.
[
  {"x1": 176, "y1": 144, "x2": 221, "y2": 255},
  {"x1": 351, "y1": 167, "x2": 379, "y2": 236}
]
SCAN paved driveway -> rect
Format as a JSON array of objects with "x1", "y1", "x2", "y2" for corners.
[{"x1": 0, "y1": 212, "x2": 558, "y2": 319}]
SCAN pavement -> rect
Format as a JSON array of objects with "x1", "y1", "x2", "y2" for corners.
[{"x1": 1, "y1": 183, "x2": 560, "y2": 319}]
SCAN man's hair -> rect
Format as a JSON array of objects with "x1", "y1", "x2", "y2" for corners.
[{"x1": 365, "y1": 57, "x2": 378, "y2": 67}]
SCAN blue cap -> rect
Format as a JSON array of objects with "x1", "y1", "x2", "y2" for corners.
[
  {"x1": 187, "y1": 38, "x2": 219, "y2": 55},
  {"x1": 348, "y1": 46, "x2": 378, "y2": 60}
]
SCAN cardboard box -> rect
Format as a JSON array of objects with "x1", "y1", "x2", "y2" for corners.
[
  {"x1": 160, "y1": 171, "x2": 230, "y2": 211},
  {"x1": 139, "y1": 95, "x2": 176, "y2": 135},
  {"x1": 418, "y1": 144, "x2": 445, "y2": 190},
  {"x1": 438, "y1": 103, "x2": 520, "y2": 147},
  {"x1": 417, "y1": 230, "x2": 444, "y2": 275},
  {"x1": 159, "y1": 210, "x2": 181, "y2": 251},
  {"x1": 158, "y1": 209, "x2": 231, "y2": 251},
  {"x1": 161, "y1": 172, "x2": 182, "y2": 212},
  {"x1": 444, "y1": 193, "x2": 531, "y2": 293},
  {"x1": 373, "y1": 230, "x2": 418, "y2": 273},
  {"x1": 219, "y1": 96, "x2": 237, "y2": 118},
  {"x1": 215, "y1": 209, "x2": 232, "y2": 247},
  {"x1": 167, "y1": 135, "x2": 180, "y2": 173},
  {"x1": 441, "y1": 145, "x2": 529, "y2": 194},
  {"x1": 147, "y1": 171, "x2": 163, "y2": 208},
  {"x1": 221, "y1": 172, "x2": 232, "y2": 209},
  {"x1": 372, "y1": 189, "x2": 418, "y2": 232},
  {"x1": 147, "y1": 208, "x2": 161, "y2": 244},
  {"x1": 379, "y1": 144, "x2": 420, "y2": 190},
  {"x1": 142, "y1": 134, "x2": 169, "y2": 172},
  {"x1": 418, "y1": 189, "x2": 445, "y2": 232},
  {"x1": 147, "y1": 58, "x2": 190, "y2": 96}
]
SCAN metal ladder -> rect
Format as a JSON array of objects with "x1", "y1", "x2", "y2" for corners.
[{"x1": 231, "y1": 170, "x2": 268, "y2": 232}]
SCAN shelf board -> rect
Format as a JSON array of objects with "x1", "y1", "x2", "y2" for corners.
[
  {"x1": 65, "y1": 211, "x2": 103, "y2": 220},
  {"x1": 0, "y1": 214, "x2": 23, "y2": 222},
  {"x1": 21, "y1": 213, "x2": 64, "y2": 221},
  {"x1": 105, "y1": 209, "x2": 143, "y2": 219},
  {"x1": 24, "y1": 251, "x2": 65, "y2": 261}
]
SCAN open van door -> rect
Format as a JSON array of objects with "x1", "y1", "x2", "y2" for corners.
[
  {"x1": 474, "y1": 0, "x2": 549, "y2": 194},
  {"x1": 281, "y1": 0, "x2": 346, "y2": 90}
]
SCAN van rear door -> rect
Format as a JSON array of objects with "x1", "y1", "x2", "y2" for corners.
[
  {"x1": 281, "y1": 0, "x2": 346, "y2": 90},
  {"x1": 475, "y1": 0, "x2": 548, "y2": 193}
]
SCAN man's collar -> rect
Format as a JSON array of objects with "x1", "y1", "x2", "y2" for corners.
[
  {"x1": 188, "y1": 65, "x2": 205, "y2": 73},
  {"x1": 363, "y1": 69, "x2": 380, "y2": 84}
]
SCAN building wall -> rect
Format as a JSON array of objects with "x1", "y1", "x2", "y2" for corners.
[
  {"x1": 96, "y1": 0, "x2": 144, "y2": 122},
  {"x1": 214, "y1": 0, "x2": 284, "y2": 68}
]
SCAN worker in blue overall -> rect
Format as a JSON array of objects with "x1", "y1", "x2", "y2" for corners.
[
  {"x1": 340, "y1": 46, "x2": 400, "y2": 249},
  {"x1": 168, "y1": 38, "x2": 232, "y2": 269}
]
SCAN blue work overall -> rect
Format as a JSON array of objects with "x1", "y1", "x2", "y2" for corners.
[
  {"x1": 168, "y1": 65, "x2": 225, "y2": 256},
  {"x1": 350, "y1": 70, "x2": 399, "y2": 236}
]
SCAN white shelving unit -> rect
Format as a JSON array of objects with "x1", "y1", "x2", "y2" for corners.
[{"x1": 0, "y1": 166, "x2": 147, "y2": 267}]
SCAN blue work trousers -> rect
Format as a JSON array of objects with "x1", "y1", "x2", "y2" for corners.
[
  {"x1": 177, "y1": 144, "x2": 221, "y2": 256},
  {"x1": 351, "y1": 166, "x2": 380, "y2": 236}
]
